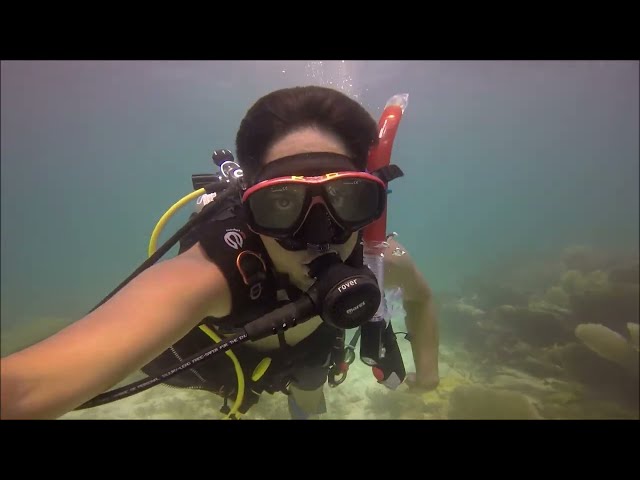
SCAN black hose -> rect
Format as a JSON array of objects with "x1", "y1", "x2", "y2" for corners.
[
  {"x1": 74, "y1": 331, "x2": 249, "y2": 410},
  {"x1": 75, "y1": 280, "x2": 317, "y2": 410}
]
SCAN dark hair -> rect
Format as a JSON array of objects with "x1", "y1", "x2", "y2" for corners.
[{"x1": 235, "y1": 86, "x2": 379, "y2": 182}]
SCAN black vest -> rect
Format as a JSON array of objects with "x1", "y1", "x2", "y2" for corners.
[{"x1": 140, "y1": 195, "x2": 362, "y2": 413}]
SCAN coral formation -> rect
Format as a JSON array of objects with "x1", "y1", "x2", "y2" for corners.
[
  {"x1": 574, "y1": 323, "x2": 639, "y2": 378},
  {"x1": 441, "y1": 244, "x2": 639, "y2": 419}
]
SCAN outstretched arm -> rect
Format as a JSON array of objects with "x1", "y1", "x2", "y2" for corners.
[
  {"x1": 0, "y1": 244, "x2": 230, "y2": 420},
  {"x1": 383, "y1": 237, "x2": 440, "y2": 390}
]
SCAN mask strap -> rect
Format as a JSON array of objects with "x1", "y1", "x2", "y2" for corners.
[
  {"x1": 253, "y1": 152, "x2": 359, "y2": 184},
  {"x1": 369, "y1": 164, "x2": 404, "y2": 183}
]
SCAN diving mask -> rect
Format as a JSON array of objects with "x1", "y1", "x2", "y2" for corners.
[{"x1": 242, "y1": 152, "x2": 387, "y2": 250}]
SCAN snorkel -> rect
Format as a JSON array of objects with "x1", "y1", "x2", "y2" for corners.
[{"x1": 359, "y1": 93, "x2": 409, "y2": 388}]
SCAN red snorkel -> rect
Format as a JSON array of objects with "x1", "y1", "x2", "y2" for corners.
[
  {"x1": 359, "y1": 93, "x2": 409, "y2": 388},
  {"x1": 363, "y1": 94, "x2": 409, "y2": 246}
]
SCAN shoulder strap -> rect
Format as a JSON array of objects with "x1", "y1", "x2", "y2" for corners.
[{"x1": 187, "y1": 198, "x2": 280, "y2": 324}]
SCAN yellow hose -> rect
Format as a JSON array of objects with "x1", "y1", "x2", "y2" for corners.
[
  {"x1": 198, "y1": 324, "x2": 245, "y2": 420},
  {"x1": 148, "y1": 188, "x2": 206, "y2": 257},
  {"x1": 148, "y1": 188, "x2": 246, "y2": 419}
]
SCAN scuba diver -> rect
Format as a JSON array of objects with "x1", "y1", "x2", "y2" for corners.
[{"x1": 0, "y1": 86, "x2": 439, "y2": 420}]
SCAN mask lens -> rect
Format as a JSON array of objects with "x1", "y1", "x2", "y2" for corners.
[
  {"x1": 248, "y1": 183, "x2": 307, "y2": 230},
  {"x1": 324, "y1": 178, "x2": 383, "y2": 223}
]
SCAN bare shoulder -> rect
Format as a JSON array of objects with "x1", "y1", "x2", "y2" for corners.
[
  {"x1": 383, "y1": 237, "x2": 418, "y2": 271},
  {"x1": 382, "y1": 237, "x2": 431, "y2": 300}
]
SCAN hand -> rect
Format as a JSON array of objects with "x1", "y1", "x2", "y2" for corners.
[{"x1": 405, "y1": 371, "x2": 440, "y2": 393}]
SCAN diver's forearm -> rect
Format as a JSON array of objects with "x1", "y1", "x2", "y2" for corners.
[
  {"x1": 404, "y1": 298, "x2": 439, "y2": 383},
  {"x1": 0, "y1": 255, "x2": 227, "y2": 420}
]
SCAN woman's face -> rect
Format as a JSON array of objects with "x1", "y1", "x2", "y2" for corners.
[{"x1": 258, "y1": 127, "x2": 359, "y2": 291}]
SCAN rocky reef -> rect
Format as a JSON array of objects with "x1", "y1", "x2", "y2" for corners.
[{"x1": 434, "y1": 244, "x2": 639, "y2": 419}]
